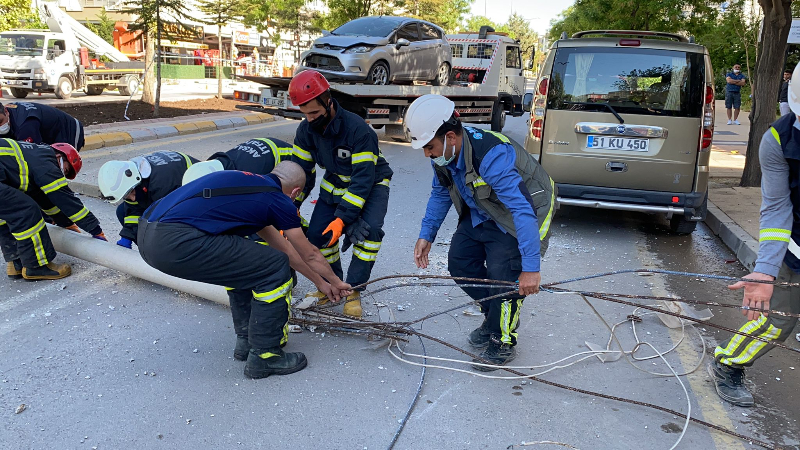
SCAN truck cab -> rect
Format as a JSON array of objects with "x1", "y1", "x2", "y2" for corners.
[{"x1": 0, "y1": 30, "x2": 78, "y2": 98}]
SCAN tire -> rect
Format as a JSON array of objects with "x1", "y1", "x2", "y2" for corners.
[
  {"x1": 432, "y1": 62, "x2": 451, "y2": 86},
  {"x1": 669, "y1": 215, "x2": 698, "y2": 234},
  {"x1": 385, "y1": 124, "x2": 410, "y2": 142},
  {"x1": 118, "y1": 76, "x2": 139, "y2": 97},
  {"x1": 85, "y1": 85, "x2": 104, "y2": 96},
  {"x1": 54, "y1": 76, "x2": 73, "y2": 99},
  {"x1": 490, "y1": 101, "x2": 506, "y2": 132},
  {"x1": 9, "y1": 88, "x2": 28, "y2": 98},
  {"x1": 367, "y1": 61, "x2": 390, "y2": 85},
  {"x1": 371, "y1": 124, "x2": 385, "y2": 130}
]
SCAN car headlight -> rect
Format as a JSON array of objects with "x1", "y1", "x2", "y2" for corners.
[{"x1": 344, "y1": 46, "x2": 374, "y2": 54}]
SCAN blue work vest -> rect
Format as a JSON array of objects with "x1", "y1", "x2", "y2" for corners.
[{"x1": 770, "y1": 113, "x2": 800, "y2": 272}]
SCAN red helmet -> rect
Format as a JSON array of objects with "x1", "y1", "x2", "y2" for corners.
[
  {"x1": 288, "y1": 69, "x2": 330, "y2": 106},
  {"x1": 51, "y1": 143, "x2": 82, "y2": 179}
]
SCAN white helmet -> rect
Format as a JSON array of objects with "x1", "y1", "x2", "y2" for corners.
[
  {"x1": 182, "y1": 160, "x2": 224, "y2": 185},
  {"x1": 98, "y1": 160, "x2": 141, "y2": 204},
  {"x1": 789, "y1": 64, "x2": 800, "y2": 115},
  {"x1": 404, "y1": 94, "x2": 456, "y2": 149}
]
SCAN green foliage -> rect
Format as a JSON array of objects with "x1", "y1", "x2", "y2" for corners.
[
  {"x1": 463, "y1": 15, "x2": 499, "y2": 32},
  {"x1": 241, "y1": 0, "x2": 313, "y2": 45},
  {"x1": 505, "y1": 13, "x2": 536, "y2": 62},
  {"x1": 314, "y1": 0, "x2": 471, "y2": 33},
  {"x1": 404, "y1": 0, "x2": 472, "y2": 33},
  {"x1": 86, "y1": 9, "x2": 116, "y2": 46},
  {"x1": 0, "y1": 0, "x2": 44, "y2": 31},
  {"x1": 120, "y1": 0, "x2": 197, "y2": 35},
  {"x1": 198, "y1": 0, "x2": 245, "y2": 26},
  {"x1": 314, "y1": 0, "x2": 397, "y2": 31}
]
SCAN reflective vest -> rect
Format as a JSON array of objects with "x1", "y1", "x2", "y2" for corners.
[
  {"x1": 433, "y1": 127, "x2": 557, "y2": 242},
  {"x1": 770, "y1": 113, "x2": 800, "y2": 272}
]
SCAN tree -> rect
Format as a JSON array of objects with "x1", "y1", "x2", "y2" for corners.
[
  {"x1": 741, "y1": 0, "x2": 794, "y2": 186},
  {"x1": 121, "y1": 0, "x2": 197, "y2": 117},
  {"x1": 314, "y1": 0, "x2": 399, "y2": 31},
  {"x1": 86, "y1": 9, "x2": 116, "y2": 46},
  {"x1": 463, "y1": 15, "x2": 498, "y2": 33},
  {"x1": 0, "y1": 0, "x2": 44, "y2": 31},
  {"x1": 405, "y1": 0, "x2": 472, "y2": 33},
  {"x1": 505, "y1": 13, "x2": 537, "y2": 64},
  {"x1": 199, "y1": 0, "x2": 245, "y2": 99}
]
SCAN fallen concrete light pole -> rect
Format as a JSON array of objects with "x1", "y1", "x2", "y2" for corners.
[{"x1": 47, "y1": 224, "x2": 230, "y2": 306}]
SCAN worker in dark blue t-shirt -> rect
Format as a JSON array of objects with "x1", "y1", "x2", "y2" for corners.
[
  {"x1": 138, "y1": 162, "x2": 351, "y2": 379},
  {"x1": 0, "y1": 102, "x2": 85, "y2": 150}
]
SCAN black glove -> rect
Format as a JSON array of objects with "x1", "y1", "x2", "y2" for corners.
[{"x1": 341, "y1": 217, "x2": 371, "y2": 252}]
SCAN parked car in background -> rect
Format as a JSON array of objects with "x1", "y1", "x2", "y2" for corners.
[
  {"x1": 524, "y1": 30, "x2": 715, "y2": 234},
  {"x1": 297, "y1": 16, "x2": 452, "y2": 86}
]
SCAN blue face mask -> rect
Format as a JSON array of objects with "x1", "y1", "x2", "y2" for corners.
[{"x1": 432, "y1": 135, "x2": 456, "y2": 167}]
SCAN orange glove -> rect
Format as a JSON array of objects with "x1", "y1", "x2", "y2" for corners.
[
  {"x1": 92, "y1": 232, "x2": 108, "y2": 241},
  {"x1": 322, "y1": 218, "x2": 345, "y2": 248},
  {"x1": 65, "y1": 224, "x2": 81, "y2": 233}
]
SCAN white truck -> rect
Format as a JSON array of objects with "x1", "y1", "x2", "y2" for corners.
[
  {"x1": 0, "y1": 2, "x2": 142, "y2": 99},
  {"x1": 234, "y1": 27, "x2": 530, "y2": 140}
]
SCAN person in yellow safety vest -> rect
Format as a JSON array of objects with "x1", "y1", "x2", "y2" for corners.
[{"x1": 1, "y1": 140, "x2": 106, "y2": 280}]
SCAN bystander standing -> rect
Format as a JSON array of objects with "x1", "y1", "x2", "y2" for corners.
[
  {"x1": 779, "y1": 69, "x2": 791, "y2": 116},
  {"x1": 726, "y1": 64, "x2": 747, "y2": 125}
]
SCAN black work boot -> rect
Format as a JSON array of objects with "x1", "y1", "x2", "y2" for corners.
[
  {"x1": 707, "y1": 361, "x2": 754, "y2": 407},
  {"x1": 467, "y1": 318, "x2": 492, "y2": 349},
  {"x1": 22, "y1": 262, "x2": 71, "y2": 281},
  {"x1": 244, "y1": 348, "x2": 308, "y2": 379},
  {"x1": 234, "y1": 335, "x2": 250, "y2": 361},
  {"x1": 472, "y1": 334, "x2": 517, "y2": 372},
  {"x1": 6, "y1": 260, "x2": 22, "y2": 279}
]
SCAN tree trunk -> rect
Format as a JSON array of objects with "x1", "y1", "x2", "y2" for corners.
[
  {"x1": 154, "y1": 6, "x2": 162, "y2": 118},
  {"x1": 741, "y1": 0, "x2": 793, "y2": 187},
  {"x1": 217, "y1": 23, "x2": 223, "y2": 99},
  {"x1": 142, "y1": 30, "x2": 155, "y2": 105}
]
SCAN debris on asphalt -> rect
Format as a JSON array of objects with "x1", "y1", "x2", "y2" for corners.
[
  {"x1": 15, "y1": 404, "x2": 26, "y2": 414},
  {"x1": 192, "y1": 349, "x2": 199, "y2": 353},
  {"x1": 288, "y1": 324, "x2": 302, "y2": 333}
]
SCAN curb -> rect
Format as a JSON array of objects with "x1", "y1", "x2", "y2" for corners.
[
  {"x1": 704, "y1": 199, "x2": 759, "y2": 271},
  {"x1": 82, "y1": 112, "x2": 276, "y2": 151}
]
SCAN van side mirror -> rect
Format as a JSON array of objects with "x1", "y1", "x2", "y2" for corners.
[
  {"x1": 396, "y1": 38, "x2": 410, "y2": 49},
  {"x1": 523, "y1": 93, "x2": 533, "y2": 112},
  {"x1": 526, "y1": 58, "x2": 534, "y2": 70},
  {"x1": 46, "y1": 51, "x2": 55, "y2": 60}
]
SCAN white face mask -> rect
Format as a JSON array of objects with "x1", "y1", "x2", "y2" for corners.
[
  {"x1": 0, "y1": 121, "x2": 10, "y2": 135},
  {"x1": 432, "y1": 135, "x2": 456, "y2": 167},
  {"x1": 733, "y1": 69, "x2": 741, "y2": 73}
]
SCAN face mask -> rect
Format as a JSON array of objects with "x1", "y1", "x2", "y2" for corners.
[
  {"x1": 0, "y1": 121, "x2": 10, "y2": 135},
  {"x1": 309, "y1": 101, "x2": 332, "y2": 133},
  {"x1": 432, "y1": 135, "x2": 457, "y2": 167},
  {"x1": 733, "y1": 69, "x2": 740, "y2": 73}
]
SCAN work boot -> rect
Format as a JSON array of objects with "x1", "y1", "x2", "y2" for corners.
[
  {"x1": 467, "y1": 318, "x2": 492, "y2": 349},
  {"x1": 304, "y1": 290, "x2": 329, "y2": 306},
  {"x1": 343, "y1": 291, "x2": 362, "y2": 318},
  {"x1": 244, "y1": 348, "x2": 308, "y2": 379},
  {"x1": 22, "y1": 262, "x2": 71, "y2": 281},
  {"x1": 6, "y1": 260, "x2": 22, "y2": 279},
  {"x1": 233, "y1": 335, "x2": 250, "y2": 361},
  {"x1": 707, "y1": 361, "x2": 755, "y2": 407},
  {"x1": 471, "y1": 335, "x2": 517, "y2": 372}
]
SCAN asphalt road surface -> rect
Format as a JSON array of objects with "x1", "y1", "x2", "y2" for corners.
[{"x1": 2, "y1": 114, "x2": 798, "y2": 450}]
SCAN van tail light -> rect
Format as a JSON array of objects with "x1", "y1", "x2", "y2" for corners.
[
  {"x1": 619, "y1": 39, "x2": 640, "y2": 47},
  {"x1": 530, "y1": 76, "x2": 550, "y2": 141},
  {"x1": 699, "y1": 83, "x2": 715, "y2": 152}
]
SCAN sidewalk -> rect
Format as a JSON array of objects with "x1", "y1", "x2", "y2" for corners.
[{"x1": 706, "y1": 100, "x2": 761, "y2": 270}]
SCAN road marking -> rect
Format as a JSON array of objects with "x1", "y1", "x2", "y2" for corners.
[
  {"x1": 634, "y1": 243, "x2": 745, "y2": 450},
  {"x1": 80, "y1": 119, "x2": 297, "y2": 159},
  {"x1": 0, "y1": 267, "x2": 101, "y2": 315}
]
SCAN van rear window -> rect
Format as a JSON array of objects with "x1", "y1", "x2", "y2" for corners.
[{"x1": 547, "y1": 47, "x2": 705, "y2": 117}]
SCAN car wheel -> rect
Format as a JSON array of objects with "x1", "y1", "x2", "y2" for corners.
[
  {"x1": 118, "y1": 76, "x2": 139, "y2": 97},
  {"x1": 669, "y1": 215, "x2": 698, "y2": 234},
  {"x1": 371, "y1": 124, "x2": 385, "y2": 130},
  {"x1": 55, "y1": 76, "x2": 73, "y2": 99},
  {"x1": 9, "y1": 88, "x2": 28, "y2": 98},
  {"x1": 491, "y1": 101, "x2": 506, "y2": 132},
  {"x1": 432, "y1": 62, "x2": 451, "y2": 86},
  {"x1": 367, "y1": 62, "x2": 390, "y2": 85},
  {"x1": 85, "y1": 85, "x2": 105, "y2": 96}
]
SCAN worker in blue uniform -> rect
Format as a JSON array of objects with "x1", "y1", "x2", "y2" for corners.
[
  {"x1": 407, "y1": 94, "x2": 556, "y2": 371},
  {"x1": 98, "y1": 151, "x2": 198, "y2": 249},
  {"x1": 288, "y1": 69, "x2": 393, "y2": 318},
  {"x1": 138, "y1": 163, "x2": 351, "y2": 378},
  {"x1": 0, "y1": 102, "x2": 85, "y2": 151}
]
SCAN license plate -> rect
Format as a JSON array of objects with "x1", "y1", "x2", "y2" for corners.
[
  {"x1": 587, "y1": 135, "x2": 649, "y2": 152},
  {"x1": 262, "y1": 97, "x2": 285, "y2": 108}
]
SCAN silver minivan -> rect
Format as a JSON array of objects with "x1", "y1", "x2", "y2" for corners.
[
  {"x1": 297, "y1": 16, "x2": 452, "y2": 86},
  {"x1": 524, "y1": 30, "x2": 714, "y2": 234}
]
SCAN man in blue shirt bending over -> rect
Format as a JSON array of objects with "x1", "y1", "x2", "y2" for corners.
[
  {"x1": 406, "y1": 94, "x2": 556, "y2": 371},
  {"x1": 138, "y1": 162, "x2": 351, "y2": 379}
]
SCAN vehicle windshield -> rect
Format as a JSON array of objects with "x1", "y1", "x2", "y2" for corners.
[
  {"x1": 547, "y1": 47, "x2": 705, "y2": 118},
  {"x1": 0, "y1": 34, "x2": 46, "y2": 56},
  {"x1": 332, "y1": 17, "x2": 403, "y2": 37}
]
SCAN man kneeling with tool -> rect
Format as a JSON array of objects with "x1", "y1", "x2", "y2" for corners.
[
  {"x1": 138, "y1": 162, "x2": 351, "y2": 378},
  {"x1": 98, "y1": 151, "x2": 198, "y2": 250},
  {"x1": 1, "y1": 140, "x2": 106, "y2": 280},
  {"x1": 407, "y1": 94, "x2": 556, "y2": 371}
]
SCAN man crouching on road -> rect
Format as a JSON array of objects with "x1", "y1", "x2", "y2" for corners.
[
  {"x1": 408, "y1": 94, "x2": 556, "y2": 371},
  {"x1": 137, "y1": 161, "x2": 351, "y2": 379}
]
